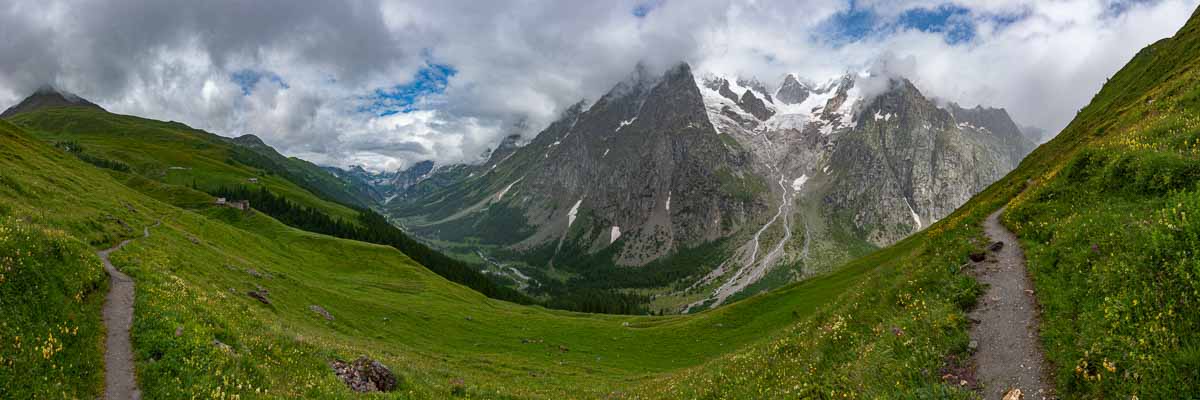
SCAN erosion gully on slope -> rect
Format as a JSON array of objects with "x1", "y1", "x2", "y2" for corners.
[
  {"x1": 100, "y1": 221, "x2": 158, "y2": 400},
  {"x1": 684, "y1": 127, "x2": 816, "y2": 312},
  {"x1": 969, "y1": 208, "x2": 1053, "y2": 399}
]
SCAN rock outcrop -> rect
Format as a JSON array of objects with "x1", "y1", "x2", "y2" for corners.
[{"x1": 330, "y1": 356, "x2": 399, "y2": 393}]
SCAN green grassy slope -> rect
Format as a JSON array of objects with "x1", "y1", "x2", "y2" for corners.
[
  {"x1": 1000, "y1": 12, "x2": 1200, "y2": 396},
  {"x1": 6, "y1": 108, "x2": 361, "y2": 221},
  {"x1": 2, "y1": 6, "x2": 1199, "y2": 398},
  {"x1": 0, "y1": 117, "x2": 920, "y2": 398},
  {"x1": 228, "y1": 133, "x2": 380, "y2": 207}
]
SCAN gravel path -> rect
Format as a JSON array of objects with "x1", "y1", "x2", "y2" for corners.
[
  {"x1": 100, "y1": 222, "x2": 157, "y2": 400},
  {"x1": 969, "y1": 209, "x2": 1053, "y2": 399}
]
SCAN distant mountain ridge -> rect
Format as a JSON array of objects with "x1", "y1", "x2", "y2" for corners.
[{"x1": 350, "y1": 62, "x2": 1036, "y2": 311}]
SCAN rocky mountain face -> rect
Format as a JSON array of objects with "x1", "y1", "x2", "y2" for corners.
[
  {"x1": 389, "y1": 161, "x2": 435, "y2": 194},
  {"x1": 386, "y1": 64, "x2": 759, "y2": 268},
  {"x1": 359, "y1": 63, "x2": 1034, "y2": 311},
  {"x1": 775, "y1": 74, "x2": 810, "y2": 105},
  {"x1": 824, "y1": 80, "x2": 1034, "y2": 247},
  {"x1": 0, "y1": 86, "x2": 105, "y2": 119}
]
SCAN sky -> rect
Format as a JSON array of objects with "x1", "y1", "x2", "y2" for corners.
[{"x1": 0, "y1": 0, "x2": 1195, "y2": 172}]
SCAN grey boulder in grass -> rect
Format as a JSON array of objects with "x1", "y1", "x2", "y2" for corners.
[{"x1": 331, "y1": 356, "x2": 400, "y2": 393}]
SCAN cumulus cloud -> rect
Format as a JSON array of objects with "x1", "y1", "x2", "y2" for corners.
[{"x1": 0, "y1": 0, "x2": 1194, "y2": 170}]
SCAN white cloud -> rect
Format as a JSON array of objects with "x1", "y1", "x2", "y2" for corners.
[{"x1": 0, "y1": 0, "x2": 1195, "y2": 171}]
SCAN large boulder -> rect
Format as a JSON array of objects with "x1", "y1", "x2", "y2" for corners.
[{"x1": 331, "y1": 356, "x2": 399, "y2": 392}]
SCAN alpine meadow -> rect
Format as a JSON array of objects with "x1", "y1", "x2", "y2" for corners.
[{"x1": 2, "y1": 1, "x2": 1200, "y2": 399}]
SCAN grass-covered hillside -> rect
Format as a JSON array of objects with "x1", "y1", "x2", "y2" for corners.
[
  {"x1": 6, "y1": 107, "x2": 364, "y2": 221},
  {"x1": 0, "y1": 116, "x2": 946, "y2": 398},
  {"x1": 1, "y1": 6, "x2": 1200, "y2": 399}
]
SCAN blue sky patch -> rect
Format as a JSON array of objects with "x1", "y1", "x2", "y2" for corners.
[
  {"x1": 230, "y1": 69, "x2": 288, "y2": 95},
  {"x1": 1104, "y1": 0, "x2": 1156, "y2": 17},
  {"x1": 896, "y1": 4, "x2": 975, "y2": 44},
  {"x1": 816, "y1": 0, "x2": 878, "y2": 44},
  {"x1": 813, "y1": 1, "x2": 1040, "y2": 46},
  {"x1": 360, "y1": 62, "x2": 456, "y2": 116},
  {"x1": 633, "y1": 0, "x2": 663, "y2": 18}
]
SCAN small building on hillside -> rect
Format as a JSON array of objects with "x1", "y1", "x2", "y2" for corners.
[
  {"x1": 215, "y1": 197, "x2": 250, "y2": 211},
  {"x1": 227, "y1": 200, "x2": 250, "y2": 211},
  {"x1": 248, "y1": 177, "x2": 259, "y2": 183}
]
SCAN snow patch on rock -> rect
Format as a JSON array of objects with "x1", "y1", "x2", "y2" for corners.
[
  {"x1": 616, "y1": 117, "x2": 637, "y2": 131},
  {"x1": 791, "y1": 174, "x2": 809, "y2": 191},
  {"x1": 567, "y1": 199, "x2": 582, "y2": 228},
  {"x1": 610, "y1": 225, "x2": 622, "y2": 244},
  {"x1": 496, "y1": 179, "x2": 521, "y2": 201},
  {"x1": 903, "y1": 197, "x2": 923, "y2": 230}
]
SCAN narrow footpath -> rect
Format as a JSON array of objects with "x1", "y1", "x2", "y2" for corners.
[
  {"x1": 100, "y1": 222, "x2": 157, "y2": 400},
  {"x1": 969, "y1": 209, "x2": 1053, "y2": 399}
]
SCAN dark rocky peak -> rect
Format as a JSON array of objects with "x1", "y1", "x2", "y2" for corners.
[
  {"x1": 619, "y1": 62, "x2": 710, "y2": 133},
  {"x1": 484, "y1": 133, "x2": 524, "y2": 165},
  {"x1": 945, "y1": 103, "x2": 1022, "y2": 137},
  {"x1": 400, "y1": 160, "x2": 435, "y2": 176},
  {"x1": 945, "y1": 102, "x2": 1035, "y2": 157},
  {"x1": 525, "y1": 100, "x2": 588, "y2": 148},
  {"x1": 702, "y1": 76, "x2": 741, "y2": 103},
  {"x1": 775, "y1": 74, "x2": 811, "y2": 105},
  {"x1": 228, "y1": 134, "x2": 291, "y2": 160},
  {"x1": 717, "y1": 80, "x2": 740, "y2": 103},
  {"x1": 738, "y1": 90, "x2": 775, "y2": 121},
  {"x1": 819, "y1": 74, "x2": 860, "y2": 120},
  {"x1": 736, "y1": 78, "x2": 768, "y2": 95},
  {"x1": 231, "y1": 134, "x2": 269, "y2": 148},
  {"x1": 497, "y1": 133, "x2": 523, "y2": 151},
  {"x1": 1, "y1": 85, "x2": 106, "y2": 119},
  {"x1": 858, "y1": 78, "x2": 938, "y2": 120},
  {"x1": 660, "y1": 62, "x2": 698, "y2": 88},
  {"x1": 387, "y1": 160, "x2": 436, "y2": 192},
  {"x1": 736, "y1": 78, "x2": 772, "y2": 103},
  {"x1": 594, "y1": 62, "x2": 658, "y2": 110}
]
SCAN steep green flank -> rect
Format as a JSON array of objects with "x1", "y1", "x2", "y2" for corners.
[
  {"x1": 999, "y1": 12, "x2": 1200, "y2": 397},
  {"x1": 0, "y1": 218, "x2": 107, "y2": 399},
  {"x1": 6, "y1": 108, "x2": 361, "y2": 221}
]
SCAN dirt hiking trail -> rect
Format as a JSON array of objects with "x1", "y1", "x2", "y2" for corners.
[
  {"x1": 100, "y1": 222, "x2": 157, "y2": 400},
  {"x1": 969, "y1": 208, "x2": 1053, "y2": 399}
]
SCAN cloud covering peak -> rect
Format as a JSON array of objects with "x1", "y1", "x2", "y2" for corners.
[{"x1": 0, "y1": 0, "x2": 1194, "y2": 171}]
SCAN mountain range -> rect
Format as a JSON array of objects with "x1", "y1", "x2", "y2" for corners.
[
  {"x1": 4, "y1": 6, "x2": 1200, "y2": 397},
  {"x1": 336, "y1": 63, "x2": 1036, "y2": 311}
]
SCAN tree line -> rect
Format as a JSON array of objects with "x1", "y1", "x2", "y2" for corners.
[{"x1": 204, "y1": 185, "x2": 535, "y2": 305}]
